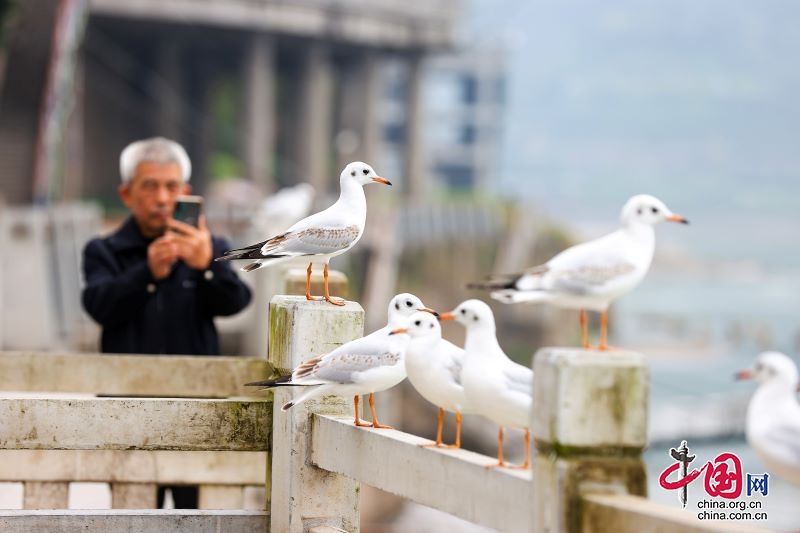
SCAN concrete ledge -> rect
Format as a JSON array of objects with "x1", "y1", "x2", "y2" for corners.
[
  {"x1": 0, "y1": 352, "x2": 269, "y2": 397},
  {"x1": 310, "y1": 413, "x2": 531, "y2": 532},
  {"x1": 0, "y1": 395, "x2": 270, "y2": 451},
  {"x1": 0, "y1": 510, "x2": 268, "y2": 532},
  {"x1": 582, "y1": 493, "x2": 769, "y2": 533},
  {"x1": 0, "y1": 450, "x2": 266, "y2": 484}
]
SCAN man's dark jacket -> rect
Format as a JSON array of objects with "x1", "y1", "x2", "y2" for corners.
[{"x1": 82, "y1": 216, "x2": 252, "y2": 355}]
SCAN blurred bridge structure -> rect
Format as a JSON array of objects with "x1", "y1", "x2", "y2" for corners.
[{"x1": 0, "y1": 0, "x2": 462, "y2": 206}]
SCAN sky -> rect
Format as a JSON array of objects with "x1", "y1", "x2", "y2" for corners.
[{"x1": 466, "y1": 0, "x2": 800, "y2": 272}]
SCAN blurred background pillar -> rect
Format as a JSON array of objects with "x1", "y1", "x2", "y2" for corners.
[
  {"x1": 336, "y1": 50, "x2": 382, "y2": 171},
  {"x1": 155, "y1": 39, "x2": 183, "y2": 142},
  {"x1": 403, "y1": 52, "x2": 425, "y2": 200},
  {"x1": 298, "y1": 42, "x2": 333, "y2": 195},
  {"x1": 243, "y1": 32, "x2": 276, "y2": 193}
]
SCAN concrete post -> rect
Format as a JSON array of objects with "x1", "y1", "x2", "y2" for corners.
[
  {"x1": 243, "y1": 33, "x2": 276, "y2": 192},
  {"x1": 268, "y1": 295, "x2": 364, "y2": 533},
  {"x1": 298, "y1": 43, "x2": 334, "y2": 195},
  {"x1": 403, "y1": 52, "x2": 425, "y2": 200},
  {"x1": 531, "y1": 348, "x2": 649, "y2": 533}
]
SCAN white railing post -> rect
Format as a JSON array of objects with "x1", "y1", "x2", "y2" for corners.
[
  {"x1": 531, "y1": 348, "x2": 649, "y2": 533},
  {"x1": 268, "y1": 295, "x2": 364, "y2": 533}
]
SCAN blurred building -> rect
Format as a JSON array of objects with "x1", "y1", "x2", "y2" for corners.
[
  {"x1": 0, "y1": 0, "x2": 461, "y2": 205},
  {"x1": 381, "y1": 47, "x2": 506, "y2": 194}
]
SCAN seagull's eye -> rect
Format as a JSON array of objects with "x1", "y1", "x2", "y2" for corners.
[
  {"x1": 394, "y1": 302, "x2": 400, "y2": 311},
  {"x1": 406, "y1": 301, "x2": 413, "y2": 307},
  {"x1": 460, "y1": 309, "x2": 466, "y2": 314},
  {"x1": 414, "y1": 320, "x2": 421, "y2": 326},
  {"x1": 651, "y1": 207, "x2": 659, "y2": 214},
  {"x1": 351, "y1": 171, "x2": 356, "y2": 177},
  {"x1": 363, "y1": 169, "x2": 369, "y2": 175}
]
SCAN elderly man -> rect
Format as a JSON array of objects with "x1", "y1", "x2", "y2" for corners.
[{"x1": 82, "y1": 137, "x2": 252, "y2": 355}]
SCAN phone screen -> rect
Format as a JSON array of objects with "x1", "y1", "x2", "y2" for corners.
[{"x1": 173, "y1": 196, "x2": 203, "y2": 227}]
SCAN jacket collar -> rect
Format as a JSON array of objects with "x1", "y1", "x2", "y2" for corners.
[{"x1": 107, "y1": 216, "x2": 153, "y2": 252}]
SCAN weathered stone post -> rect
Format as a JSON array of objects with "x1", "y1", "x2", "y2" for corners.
[
  {"x1": 268, "y1": 295, "x2": 364, "y2": 533},
  {"x1": 531, "y1": 348, "x2": 649, "y2": 533}
]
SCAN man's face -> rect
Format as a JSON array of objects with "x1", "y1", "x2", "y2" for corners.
[{"x1": 118, "y1": 161, "x2": 190, "y2": 238}]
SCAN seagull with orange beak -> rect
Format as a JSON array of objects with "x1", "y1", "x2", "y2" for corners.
[
  {"x1": 468, "y1": 194, "x2": 688, "y2": 350},
  {"x1": 736, "y1": 351, "x2": 800, "y2": 486},
  {"x1": 440, "y1": 299, "x2": 533, "y2": 469},
  {"x1": 390, "y1": 311, "x2": 473, "y2": 448},
  {"x1": 216, "y1": 161, "x2": 391, "y2": 305},
  {"x1": 246, "y1": 293, "x2": 436, "y2": 428}
]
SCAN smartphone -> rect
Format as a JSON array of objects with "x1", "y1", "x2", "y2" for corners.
[{"x1": 173, "y1": 195, "x2": 203, "y2": 227}]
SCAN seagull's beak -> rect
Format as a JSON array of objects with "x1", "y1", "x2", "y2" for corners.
[
  {"x1": 438, "y1": 312, "x2": 455, "y2": 321},
  {"x1": 667, "y1": 214, "x2": 690, "y2": 225},
  {"x1": 418, "y1": 307, "x2": 439, "y2": 317},
  {"x1": 372, "y1": 176, "x2": 392, "y2": 186},
  {"x1": 734, "y1": 369, "x2": 753, "y2": 381},
  {"x1": 389, "y1": 327, "x2": 408, "y2": 336}
]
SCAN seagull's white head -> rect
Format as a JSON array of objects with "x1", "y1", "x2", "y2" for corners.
[
  {"x1": 736, "y1": 351, "x2": 800, "y2": 392},
  {"x1": 440, "y1": 299, "x2": 496, "y2": 333},
  {"x1": 341, "y1": 161, "x2": 392, "y2": 187},
  {"x1": 387, "y1": 293, "x2": 437, "y2": 325},
  {"x1": 620, "y1": 194, "x2": 689, "y2": 227},
  {"x1": 407, "y1": 311, "x2": 442, "y2": 338},
  {"x1": 389, "y1": 311, "x2": 441, "y2": 340}
]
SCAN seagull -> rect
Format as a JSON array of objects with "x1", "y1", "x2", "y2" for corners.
[
  {"x1": 215, "y1": 161, "x2": 391, "y2": 306},
  {"x1": 246, "y1": 293, "x2": 436, "y2": 428},
  {"x1": 736, "y1": 351, "x2": 800, "y2": 486},
  {"x1": 440, "y1": 299, "x2": 532, "y2": 469},
  {"x1": 468, "y1": 194, "x2": 688, "y2": 350},
  {"x1": 390, "y1": 311, "x2": 471, "y2": 448}
]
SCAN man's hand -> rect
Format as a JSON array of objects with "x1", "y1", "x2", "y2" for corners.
[
  {"x1": 148, "y1": 235, "x2": 179, "y2": 280},
  {"x1": 167, "y1": 215, "x2": 213, "y2": 271}
]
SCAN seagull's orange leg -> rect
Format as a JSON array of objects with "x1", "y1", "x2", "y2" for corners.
[
  {"x1": 305, "y1": 263, "x2": 322, "y2": 301},
  {"x1": 420, "y1": 407, "x2": 445, "y2": 447},
  {"x1": 444, "y1": 411, "x2": 463, "y2": 449},
  {"x1": 580, "y1": 309, "x2": 590, "y2": 349},
  {"x1": 598, "y1": 311, "x2": 610, "y2": 351},
  {"x1": 353, "y1": 395, "x2": 372, "y2": 427},
  {"x1": 507, "y1": 429, "x2": 531, "y2": 470},
  {"x1": 323, "y1": 263, "x2": 345, "y2": 306},
  {"x1": 487, "y1": 427, "x2": 506, "y2": 468},
  {"x1": 368, "y1": 393, "x2": 393, "y2": 429}
]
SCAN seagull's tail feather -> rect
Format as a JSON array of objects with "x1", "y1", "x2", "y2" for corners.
[
  {"x1": 491, "y1": 289, "x2": 550, "y2": 305},
  {"x1": 244, "y1": 375, "x2": 296, "y2": 388},
  {"x1": 466, "y1": 275, "x2": 518, "y2": 291},
  {"x1": 281, "y1": 386, "x2": 327, "y2": 411}
]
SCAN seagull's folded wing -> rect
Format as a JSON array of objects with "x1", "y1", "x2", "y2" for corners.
[
  {"x1": 293, "y1": 335, "x2": 402, "y2": 385},
  {"x1": 548, "y1": 261, "x2": 637, "y2": 295},
  {"x1": 262, "y1": 225, "x2": 361, "y2": 257}
]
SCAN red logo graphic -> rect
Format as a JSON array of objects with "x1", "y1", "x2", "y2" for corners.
[{"x1": 659, "y1": 441, "x2": 744, "y2": 505}]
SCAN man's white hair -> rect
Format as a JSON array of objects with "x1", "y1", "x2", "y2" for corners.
[{"x1": 119, "y1": 137, "x2": 191, "y2": 183}]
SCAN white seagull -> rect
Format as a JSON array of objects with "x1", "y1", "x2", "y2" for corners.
[
  {"x1": 736, "y1": 351, "x2": 800, "y2": 486},
  {"x1": 216, "y1": 161, "x2": 391, "y2": 305},
  {"x1": 440, "y1": 299, "x2": 533, "y2": 469},
  {"x1": 390, "y1": 311, "x2": 471, "y2": 448},
  {"x1": 246, "y1": 293, "x2": 436, "y2": 428},
  {"x1": 469, "y1": 194, "x2": 688, "y2": 350}
]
